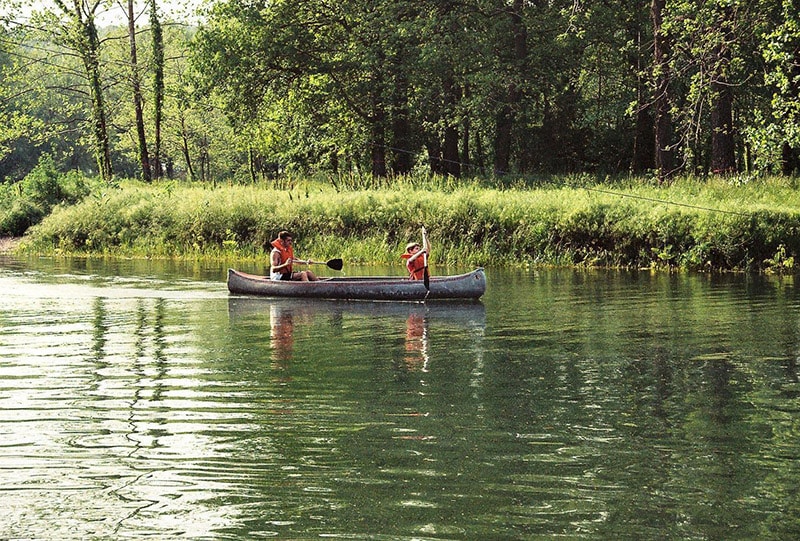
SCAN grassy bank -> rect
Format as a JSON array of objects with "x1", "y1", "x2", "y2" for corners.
[{"x1": 15, "y1": 175, "x2": 800, "y2": 272}]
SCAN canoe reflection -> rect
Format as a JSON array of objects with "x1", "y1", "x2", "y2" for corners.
[{"x1": 228, "y1": 298, "x2": 485, "y2": 371}]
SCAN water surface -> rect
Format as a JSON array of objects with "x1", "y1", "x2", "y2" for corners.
[{"x1": 1, "y1": 256, "x2": 799, "y2": 539}]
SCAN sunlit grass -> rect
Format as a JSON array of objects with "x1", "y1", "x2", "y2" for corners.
[{"x1": 18, "y1": 174, "x2": 800, "y2": 271}]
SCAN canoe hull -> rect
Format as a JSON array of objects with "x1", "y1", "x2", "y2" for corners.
[{"x1": 227, "y1": 268, "x2": 486, "y2": 301}]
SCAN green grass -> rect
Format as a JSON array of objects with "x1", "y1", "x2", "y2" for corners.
[{"x1": 15, "y1": 174, "x2": 800, "y2": 272}]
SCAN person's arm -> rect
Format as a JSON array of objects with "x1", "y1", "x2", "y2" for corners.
[
  {"x1": 406, "y1": 228, "x2": 430, "y2": 264},
  {"x1": 271, "y1": 250, "x2": 292, "y2": 271}
]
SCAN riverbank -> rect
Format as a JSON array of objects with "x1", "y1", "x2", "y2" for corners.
[{"x1": 14, "y1": 177, "x2": 800, "y2": 272}]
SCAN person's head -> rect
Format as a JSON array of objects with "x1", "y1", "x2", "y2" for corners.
[
  {"x1": 406, "y1": 242, "x2": 420, "y2": 253},
  {"x1": 278, "y1": 231, "x2": 293, "y2": 245}
]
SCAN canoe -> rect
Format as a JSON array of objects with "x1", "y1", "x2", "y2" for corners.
[{"x1": 227, "y1": 268, "x2": 486, "y2": 301}]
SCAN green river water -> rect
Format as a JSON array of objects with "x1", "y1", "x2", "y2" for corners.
[{"x1": 1, "y1": 255, "x2": 799, "y2": 540}]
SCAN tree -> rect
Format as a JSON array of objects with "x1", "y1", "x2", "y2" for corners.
[
  {"x1": 762, "y1": 0, "x2": 800, "y2": 175},
  {"x1": 492, "y1": 0, "x2": 526, "y2": 175},
  {"x1": 709, "y1": 3, "x2": 737, "y2": 174},
  {"x1": 47, "y1": 0, "x2": 114, "y2": 182},
  {"x1": 0, "y1": 10, "x2": 96, "y2": 179},
  {"x1": 126, "y1": 0, "x2": 150, "y2": 181},
  {"x1": 0, "y1": 22, "x2": 19, "y2": 167},
  {"x1": 630, "y1": 0, "x2": 655, "y2": 174},
  {"x1": 664, "y1": 0, "x2": 768, "y2": 176},
  {"x1": 149, "y1": 0, "x2": 163, "y2": 178},
  {"x1": 652, "y1": 0, "x2": 673, "y2": 181},
  {"x1": 12, "y1": 0, "x2": 797, "y2": 181},
  {"x1": 193, "y1": 0, "x2": 401, "y2": 177}
]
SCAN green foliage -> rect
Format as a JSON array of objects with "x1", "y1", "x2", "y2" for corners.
[
  {"x1": 19, "y1": 175, "x2": 800, "y2": 272},
  {"x1": 2, "y1": 0, "x2": 800, "y2": 180},
  {"x1": 0, "y1": 155, "x2": 92, "y2": 236}
]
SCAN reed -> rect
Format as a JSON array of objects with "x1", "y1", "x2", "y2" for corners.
[{"x1": 18, "y1": 175, "x2": 800, "y2": 271}]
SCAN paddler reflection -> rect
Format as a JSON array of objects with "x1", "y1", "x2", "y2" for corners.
[
  {"x1": 404, "y1": 312, "x2": 430, "y2": 371},
  {"x1": 269, "y1": 303, "x2": 295, "y2": 366}
]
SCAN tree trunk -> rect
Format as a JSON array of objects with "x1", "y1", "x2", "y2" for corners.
[
  {"x1": 781, "y1": 47, "x2": 800, "y2": 175},
  {"x1": 710, "y1": 6, "x2": 736, "y2": 175},
  {"x1": 88, "y1": 68, "x2": 112, "y2": 182},
  {"x1": 442, "y1": 75, "x2": 460, "y2": 177},
  {"x1": 369, "y1": 56, "x2": 387, "y2": 178},
  {"x1": 493, "y1": 103, "x2": 514, "y2": 175},
  {"x1": 248, "y1": 146, "x2": 257, "y2": 183},
  {"x1": 66, "y1": 1, "x2": 113, "y2": 182},
  {"x1": 630, "y1": 9, "x2": 653, "y2": 173},
  {"x1": 782, "y1": 142, "x2": 800, "y2": 176},
  {"x1": 474, "y1": 126, "x2": 485, "y2": 172},
  {"x1": 461, "y1": 83, "x2": 472, "y2": 172},
  {"x1": 461, "y1": 116, "x2": 471, "y2": 175},
  {"x1": 85, "y1": 45, "x2": 112, "y2": 181},
  {"x1": 492, "y1": 0, "x2": 526, "y2": 175},
  {"x1": 180, "y1": 113, "x2": 195, "y2": 181},
  {"x1": 370, "y1": 106, "x2": 387, "y2": 178},
  {"x1": 150, "y1": 0, "x2": 164, "y2": 179},
  {"x1": 390, "y1": 69, "x2": 412, "y2": 175},
  {"x1": 651, "y1": 0, "x2": 673, "y2": 183},
  {"x1": 128, "y1": 0, "x2": 151, "y2": 182},
  {"x1": 426, "y1": 140, "x2": 443, "y2": 174},
  {"x1": 710, "y1": 80, "x2": 736, "y2": 174}
]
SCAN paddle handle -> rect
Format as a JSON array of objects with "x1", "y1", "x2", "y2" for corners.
[{"x1": 423, "y1": 252, "x2": 430, "y2": 290}]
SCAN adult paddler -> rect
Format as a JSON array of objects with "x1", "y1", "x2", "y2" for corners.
[{"x1": 270, "y1": 231, "x2": 318, "y2": 281}]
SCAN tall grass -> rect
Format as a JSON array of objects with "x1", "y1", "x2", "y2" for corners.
[{"x1": 19, "y1": 175, "x2": 800, "y2": 271}]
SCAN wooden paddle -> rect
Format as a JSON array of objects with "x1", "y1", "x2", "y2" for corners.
[
  {"x1": 301, "y1": 258, "x2": 344, "y2": 271},
  {"x1": 421, "y1": 226, "x2": 430, "y2": 290},
  {"x1": 423, "y1": 252, "x2": 430, "y2": 290}
]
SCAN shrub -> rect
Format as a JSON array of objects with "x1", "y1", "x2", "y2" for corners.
[{"x1": 0, "y1": 155, "x2": 93, "y2": 236}]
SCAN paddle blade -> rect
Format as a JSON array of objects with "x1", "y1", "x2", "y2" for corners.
[{"x1": 327, "y1": 258, "x2": 344, "y2": 271}]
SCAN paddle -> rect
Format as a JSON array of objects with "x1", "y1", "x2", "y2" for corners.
[
  {"x1": 301, "y1": 258, "x2": 343, "y2": 271},
  {"x1": 421, "y1": 226, "x2": 430, "y2": 290},
  {"x1": 423, "y1": 252, "x2": 430, "y2": 290}
]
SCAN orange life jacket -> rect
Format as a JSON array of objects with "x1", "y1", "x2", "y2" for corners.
[
  {"x1": 271, "y1": 239, "x2": 294, "y2": 273},
  {"x1": 401, "y1": 252, "x2": 427, "y2": 280}
]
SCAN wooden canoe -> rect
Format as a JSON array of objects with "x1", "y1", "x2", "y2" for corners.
[{"x1": 227, "y1": 268, "x2": 486, "y2": 301}]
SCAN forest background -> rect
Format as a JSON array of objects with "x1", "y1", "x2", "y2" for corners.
[{"x1": 1, "y1": 0, "x2": 800, "y2": 271}]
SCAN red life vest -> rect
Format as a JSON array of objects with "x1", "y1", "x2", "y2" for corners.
[
  {"x1": 271, "y1": 238, "x2": 294, "y2": 273},
  {"x1": 401, "y1": 253, "x2": 427, "y2": 280}
]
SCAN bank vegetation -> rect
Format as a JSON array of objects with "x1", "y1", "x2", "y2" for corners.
[{"x1": 6, "y1": 167, "x2": 800, "y2": 273}]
